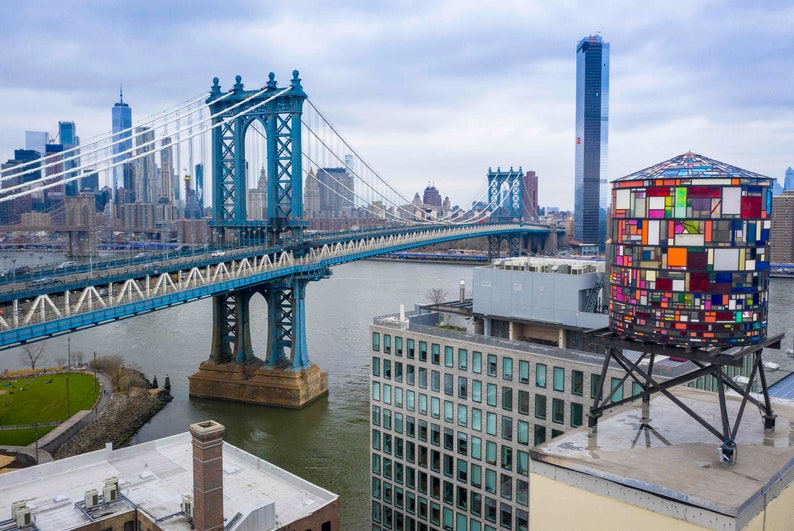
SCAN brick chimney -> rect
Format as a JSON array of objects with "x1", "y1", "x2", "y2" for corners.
[{"x1": 190, "y1": 420, "x2": 225, "y2": 531}]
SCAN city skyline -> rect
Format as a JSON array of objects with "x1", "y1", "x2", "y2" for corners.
[{"x1": 1, "y1": 1, "x2": 793, "y2": 210}]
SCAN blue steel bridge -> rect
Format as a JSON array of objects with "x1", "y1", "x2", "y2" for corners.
[{"x1": 0, "y1": 72, "x2": 556, "y2": 405}]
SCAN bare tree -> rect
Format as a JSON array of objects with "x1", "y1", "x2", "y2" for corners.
[
  {"x1": 55, "y1": 356, "x2": 67, "y2": 369},
  {"x1": 426, "y1": 288, "x2": 447, "y2": 306},
  {"x1": 74, "y1": 351, "x2": 84, "y2": 366},
  {"x1": 92, "y1": 354, "x2": 126, "y2": 391},
  {"x1": 20, "y1": 342, "x2": 47, "y2": 371}
]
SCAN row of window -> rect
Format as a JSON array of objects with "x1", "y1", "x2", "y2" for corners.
[{"x1": 372, "y1": 476, "x2": 529, "y2": 530}]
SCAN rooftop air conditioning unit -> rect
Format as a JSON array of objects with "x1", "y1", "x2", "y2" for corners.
[
  {"x1": 181, "y1": 494, "x2": 194, "y2": 518},
  {"x1": 15, "y1": 507, "x2": 31, "y2": 527},
  {"x1": 85, "y1": 489, "x2": 99, "y2": 508},
  {"x1": 105, "y1": 476, "x2": 119, "y2": 490},
  {"x1": 11, "y1": 501, "x2": 27, "y2": 519},
  {"x1": 103, "y1": 483, "x2": 118, "y2": 502}
]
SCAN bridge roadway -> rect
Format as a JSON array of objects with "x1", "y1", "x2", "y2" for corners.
[{"x1": 0, "y1": 222, "x2": 547, "y2": 350}]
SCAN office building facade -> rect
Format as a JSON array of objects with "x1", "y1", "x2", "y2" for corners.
[
  {"x1": 574, "y1": 34, "x2": 609, "y2": 251},
  {"x1": 771, "y1": 190, "x2": 794, "y2": 263}
]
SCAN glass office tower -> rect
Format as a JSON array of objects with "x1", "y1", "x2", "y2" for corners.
[
  {"x1": 574, "y1": 35, "x2": 609, "y2": 252},
  {"x1": 112, "y1": 88, "x2": 133, "y2": 202}
]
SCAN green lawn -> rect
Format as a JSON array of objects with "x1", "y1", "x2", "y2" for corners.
[{"x1": 0, "y1": 372, "x2": 100, "y2": 445}]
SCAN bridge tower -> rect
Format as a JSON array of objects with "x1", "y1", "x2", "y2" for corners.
[
  {"x1": 486, "y1": 167, "x2": 524, "y2": 259},
  {"x1": 189, "y1": 72, "x2": 329, "y2": 408}
]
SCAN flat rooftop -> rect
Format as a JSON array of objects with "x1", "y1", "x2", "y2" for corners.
[
  {"x1": 530, "y1": 386, "x2": 794, "y2": 527},
  {"x1": 0, "y1": 432, "x2": 337, "y2": 530}
]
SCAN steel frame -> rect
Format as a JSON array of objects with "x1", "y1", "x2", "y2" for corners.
[
  {"x1": 487, "y1": 167, "x2": 523, "y2": 221},
  {"x1": 589, "y1": 332, "x2": 782, "y2": 464}
]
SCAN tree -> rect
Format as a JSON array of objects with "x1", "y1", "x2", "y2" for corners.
[
  {"x1": 74, "y1": 351, "x2": 84, "y2": 366},
  {"x1": 55, "y1": 357, "x2": 67, "y2": 369},
  {"x1": 426, "y1": 288, "x2": 447, "y2": 306},
  {"x1": 20, "y1": 342, "x2": 46, "y2": 371}
]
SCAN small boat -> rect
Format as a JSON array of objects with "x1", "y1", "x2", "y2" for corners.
[
  {"x1": 733, "y1": 375, "x2": 750, "y2": 386},
  {"x1": 763, "y1": 361, "x2": 780, "y2": 371}
]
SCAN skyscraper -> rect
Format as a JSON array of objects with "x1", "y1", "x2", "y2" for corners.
[
  {"x1": 134, "y1": 126, "x2": 156, "y2": 203},
  {"x1": 112, "y1": 88, "x2": 132, "y2": 202},
  {"x1": 785, "y1": 167, "x2": 794, "y2": 191},
  {"x1": 160, "y1": 136, "x2": 175, "y2": 202},
  {"x1": 574, "y1": 34, "x2": 609, "y2": 251},
  {"x1": 58, "y1": 121, "x2": 80, "y2": 196}
]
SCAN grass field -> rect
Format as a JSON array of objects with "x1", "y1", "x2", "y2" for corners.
[{"x1": 0, "y1": 372, "x2": 100, "y2": 446}]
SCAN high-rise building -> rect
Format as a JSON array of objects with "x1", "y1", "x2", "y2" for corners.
[
  {"x1": 194, "y1": 163, "x2": 205, "y2": 214},
  {"x1": 423, "y1": 184, "x2": 442, "y2": 207},
  {"x1": 317, "y1": 167, "x2": 354, "y2": 217},
  {"x1": 785, "y1": 167, "x2": 794, "y2": 191},
  {"x1": 521, "y1": 171, "x2": 538, "y2": 221},
  {"x1": 160, "y1": 136, "x2": 175, "y2": 202},
  {"x1": 771, "y1": 190, "x2": 794, "y2": 263},
  {"x1": 24, "y1": 131, "x2": 48, "y2": 154},
  {"x1": 133, "y1": 127, "x2": 156, "y2": 203},
  {"x1": 112, "y1": 88, "x2": 132, "y2": 202},
  {"x1": 58, "y1": 121, "x2": 80, "y2": 196},
  {"x1": 574, "y1": 34, "x2": 610, "y2": 251},
  {"x1": 304, "y1": 168, "x2": 321, "y2": 216},
  {"x1": 248, "y1": 166, "x2": 267, "y2": 221}
]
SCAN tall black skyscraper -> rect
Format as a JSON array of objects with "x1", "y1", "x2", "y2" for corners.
[{"x1": 574, "y1": 34, "x2": 609, "y2": 252}]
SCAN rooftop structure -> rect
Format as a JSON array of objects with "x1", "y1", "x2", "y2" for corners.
[
  {"x1": 0, "y1": 421, "x2": 339, "y2": 530},
  {"x1": 610, "y1": 152, "x2": 773, "y2": 347},
  {"x1": 530, "y1": 387, "x2": 794, "y2": 530}
]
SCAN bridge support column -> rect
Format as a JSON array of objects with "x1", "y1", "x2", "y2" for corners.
[{"x1": 189, "y1": 276, "x2": 328, "y2": 409}]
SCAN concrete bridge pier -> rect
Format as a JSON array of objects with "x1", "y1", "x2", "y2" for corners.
[{"x1": 189, "y1": 278, "x2": 328, "y2": 409}]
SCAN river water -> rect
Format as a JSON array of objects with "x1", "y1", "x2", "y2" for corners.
[{"x1": 1, "y1": 254, "x2": 794, "y2": 528}]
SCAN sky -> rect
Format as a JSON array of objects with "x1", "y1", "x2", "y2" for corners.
[{"x1": 1, "y1": 0, "x2": 793, "y2": 211}]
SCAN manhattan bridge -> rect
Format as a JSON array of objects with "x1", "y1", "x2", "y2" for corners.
[{"x1": 0, "y1": 71, "x2": 557, "y2": 406}]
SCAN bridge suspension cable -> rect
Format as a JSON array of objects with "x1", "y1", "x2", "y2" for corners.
[{"x1": 0, "y1": 86, "x2": 291, "y2": 204}]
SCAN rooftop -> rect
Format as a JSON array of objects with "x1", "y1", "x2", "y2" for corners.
[
  {"x1": 0, "y1": 431, "x2": 337, "y2": 530},
  {"x1": 530, "y1": 386, "x2": 794, "y2": 527}
]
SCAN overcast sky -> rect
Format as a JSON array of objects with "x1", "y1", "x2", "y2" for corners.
[{"x1": 1, "y1": 0, "x2": 792, "y2": 211}]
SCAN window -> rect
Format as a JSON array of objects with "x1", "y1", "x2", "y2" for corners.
[
  {"x1": 486, "y1": 441, "x2": 497, "y2": 465},
  {"x1": 517, "y1": 450, "x2": 528, "y2": 476},
  {"x1": 534, "y1": 425, "x2": 546, "y2": 445},
  {"x1": 553, "y1": 366, "x2": 565, "y2": 392},
  {"x1": 502, "y1": 357, "x2": 513, "y2": 380},
  {"x1": 571, "y1": 403, "x2": 583, "y2": 427},
  {"x1": 611, "y1": 377, "x2": 624, "y2": 403},
  {"x1": 418, "y1": 420, "x2": 428, "y2": 441},
  {"x1": 500, "y1": 503, "x2": 512, "y2": 529},
  {"x1": 407, "y1": 338, "x2": 415, "y2": 359},
  {"x1": 419, "y1": 368, "x2": 427, "y2": 389},
  {"x1": 472, "y1": 408, "x2": 482, "y2": 431},
  {"x1": 500, "y1": 474, "x2": 512, "y2": 499},
  {"x1": 487, "y1": 354, "x2": 498, "y2": 377},
  {"x1": 395, "y1": 336, "x2": 403, "y2": 356},
  {"x1": 373, "y1": 357, "x2": 380, "y2": 377},
  {"x1": 590, "y1": 373, "x2": 601, "y2": 399},
  {"x1": 444, "y1": 428, "x2": 454, "y2": 450},
  {"x1": 472, "y1": 380, "x2": 482, "y2": 403},
  {"x1": 471, "y1": 436, "x2": 482, "y2": 460},
  {"x1": 458, "y1": 376, "x2": 468, "y2": 399},
  {"x1": 632, "y1": 381, "x2": 644, "y2": 401},
  {"x1": 431, "y1": 370, "x2": 440, "y2": 392},
  {"x1": 517, "y1": 421, "x2": 529, "y2": 445},
  {"x1": 471, "y1": 491, "x2": 483, "y2": 517},
  {"x1": 384, "y1": 433, "x2": 392, "y2": 454},
  {"x1": 444, "y1": 455, "x2": 454, "y2": 478},
  {"x1": 485, "y1": 468, "x2": 497, "y2": 493},
  {"x1": 501, "y1": 417, "x2": 513, "y2": 441},
  {"x1": 395, "y1": 387, "x2": 403, "y2": 408},
  {"x1": 373, "y1": 381, "x2": 381, "y2": 401},
  {"x1": 534, "y1": 394, "x2": 546, "y2": 419},
  {"x1": 395, "y1": 362, "x2": 403, "y2": 383},
  {"x1": 444, "y1": 373, "x2": 454, "y2": 396},
  {"x1": 373, "y1": 455, "x2": 381, "y2": 475},
  {"x1": 516, "y1": 480, "x2": 529, "y2": 507},
  {"x1": 384, "y1": 334, "x2": 391, "y2": 354},
  {"x1": 486, "y1": 412, "x2": 497, "y2": 435},
  {"x1": 395, "y1": 412, "x2": 404, "y2": 433},
  {"x1": 444, "y1": 400, "x2": 454, "y2": 422},
  {"x1": 384, "y1": 384, "x2": 392, "y2": 405},
  {"x1": 458, "y1": 349, "x2": 468, "y2": 370},
  {"x1": 373, "y1": 332, "x2": 381, "y2": 351},
  {"x1": 419, "y1": 341, "x2": 427, "y2": 361},
  {"x1": 431, "y1": 424, "x2": 441, "y2": 446},
  {"x1": 444, "y1": 346, "x2": 454, "y2": 367},
  {"x1": 407, "y1": 390, "x2": 415, "y2": 411},
  {"x1": 384, "y1": 360, "x2": 392, "y2": 379},
  {"x1": 473, "y1": 351, "x2": 483, "y2": 374},
  {"x1": 485, "y1": 497, "x2": 497, "y2": 523},
  {"x1": 372, "y1": 405, "x2": 381, "y2": 426},
  {"x1": 407, "y1": 365, "x2": 415, "y2": 386},
  {"x1": 383, "y1": 409, "x2": 392, "y2": 430},
  {"x1": 519, "y1": 360, "x2": 529, "y2": 384},
  {"x1": 502, "y1": 387, "x2": 513, "y2": 411},
  {"x1": 471, "y1": 464, "x2": 482, "y2": 488},
  {"x1": 457, "y1": 432, "x2": 468, "y2": 455},
  {"x1": 487, "y1": 383, "x2": 497, "y2": 407},
  {"x1": 517, "y1": 391, "x2": 529, "y2": 415},
  {"x1": 552, "y1": 398, "x2": 564, "y2": 424},
  {"x1": 457, "y1": 404, "x2": 468, "y2": 427},
  {"x1": 536, "y1": 364, "x2": 547, "y2": 387},
  {"x1": 572, "y1": 370, "x2": 584, "y2": 396},
  {"x1": 419, "y1": 393, "x2": 428, "y2": 415},
  {"x1": 431, "y1": 397, "x2": 440, "y2": 418},
  {"x1": 431, "y1": 343, "x2": 440, "y2": 364}
]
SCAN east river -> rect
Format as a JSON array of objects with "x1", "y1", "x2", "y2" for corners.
[{"x1": 1, "y1": 256, "x2": 794, "y2": 529}]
